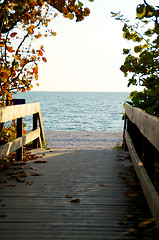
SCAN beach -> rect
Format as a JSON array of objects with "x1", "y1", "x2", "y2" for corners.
[{"x1": 45, "y1": 131, "x2": 123, "y2": 150}]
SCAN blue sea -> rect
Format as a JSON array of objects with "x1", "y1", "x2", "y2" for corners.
[{"x1": 14, "y1": 92, "x2": 130, "y2": 132}]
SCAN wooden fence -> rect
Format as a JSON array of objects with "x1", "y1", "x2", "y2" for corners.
[
  {"x1": 0, "y1": 102, "x2": 45, "y2": 161},
  {"x1": 123, "y1": 102, "x2": 159, "y2": 230}
]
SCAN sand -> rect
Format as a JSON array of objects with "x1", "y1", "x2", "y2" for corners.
[{"x1": 45, "y1": 131, "x2": 123, "y2": 150}]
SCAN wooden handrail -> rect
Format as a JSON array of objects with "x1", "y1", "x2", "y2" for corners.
[
  {"x1": 125, "y1": 103, "x2": 159, "y2": 151},
  {"x1": 0, "y1": 102, "x2": 41, "y2": 122},
  {"x1": 123, "y1": 103, "x2": 159, "y2": 230},
  {"x1": 0, "y1": 102, "x2": 45, "y2": 161}
]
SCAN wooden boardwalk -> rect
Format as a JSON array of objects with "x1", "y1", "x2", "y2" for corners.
[{"x1": 0, "y1": 149, "x2": 159, "y2": 240}]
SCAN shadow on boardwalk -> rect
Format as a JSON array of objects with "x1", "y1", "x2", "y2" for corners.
[{"x1": 0, "y1": 148, "x2": 159, "y2": 240}]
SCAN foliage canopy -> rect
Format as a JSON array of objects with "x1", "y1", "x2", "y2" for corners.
[
  {"x1": 0, "y1": 0, "x2": 93, "y2": 106},
  {"x1": 112, "y1": 0, "x2": 159, "y2": 116}
]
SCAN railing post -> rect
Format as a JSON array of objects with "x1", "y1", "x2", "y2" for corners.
[
  {"x1": 123, "y1": 115, "x2": 128, "y2": 151},
  {"x1": 33, "y1": 113, "x2": 39, "y2": 149},
  {"x1": 17, "y1": 117, "x2": 23, "y2": 161},
  {"x1": 0, "y1": 123, "x2": 3, "y2": 132}
]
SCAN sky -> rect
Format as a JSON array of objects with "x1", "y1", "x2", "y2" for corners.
[{"x1": 33, "y1": 0, "x2": 156, "y2": 92}]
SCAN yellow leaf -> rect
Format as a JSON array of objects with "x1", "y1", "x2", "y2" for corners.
[
  {"x1": 14, "y1": 55, "x2": 20, "y2": 61},
  {"x1": 65, "y1": 195, "x2": 72, "y2": 198},
  {"x1": 124, "y1": 191, "x2": 138, "y2": 197},
  {"x1": 2, "y1": 78, "x2": 7, "y2": 82},
  {"x1": 138, "y1": 218, "x2": 154, "y2": 228},
  {"x1": 69, "y1": 13, "x2": 74, "y2": 20}
]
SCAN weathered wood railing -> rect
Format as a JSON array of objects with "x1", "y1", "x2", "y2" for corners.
[
  {"x1": 123, "y1": 102, "x2": 159, "y2": 230},
  {"x1": 0, "y1": 102, "x2": 45, "y2": 161}
]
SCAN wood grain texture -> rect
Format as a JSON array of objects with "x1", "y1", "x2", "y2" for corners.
[
  {"x1": 0, "y1": 149, "x2": 158, "y2": 239},
  {"x1": 125, "y1": 129, "x2": 159, "y2": 230},
  {"x1": 0, "y1": 129, "x2": 41, "y2": 158},
  {"x1": 0, "y1": 102, "x2": 41, "y2": 123},
  {"x1": 0, "y1": 102, "x2": 45, "y2": 159},
  {"x1": 125, "y1": 103, "x2": 159, "y2": 151}
]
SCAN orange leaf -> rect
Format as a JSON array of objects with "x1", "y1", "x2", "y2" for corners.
[
  {"x1": 21, "y1": 88, "x2": 26, "y2": 93},
  {"x1": 6, "y1": 46, "x2": 14, "y2": 53},
  {"x1": 42, "y1": 57, "x2": 47, "y2": 62},
  {"x1": 124, "y1": 191, "x2": 138, "y2": 197},
  {"x1": 70, "y1": 198, "x2": 80, "y2": 203},
  {"x1": 33, "y1": 67, "x2": 38, "y2": 74},
  {"x1": 23, "y1": 129, "x2": 26, "y2": 134},
  {"x1": 10, "y1": 32, "x2": 17, "y2": 38},
  {"x1": 38, "y1": 50, "x2": 43, "y2": 56}
]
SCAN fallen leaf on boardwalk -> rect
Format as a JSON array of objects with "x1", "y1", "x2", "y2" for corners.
[
  {"x1": 18, "y1": 171, "x2": 27, "y2": 177},
  {"x1": 34, "y1": 160, "x2": 47, "y2": 164},
  {"x1": 125, "y1": 214, "x2": 135, "y2": 219},
  {"x1": 0, "y1": 214, "x2": 7, "y2": 217},
  {"x1": 138, "y1": 218, "x2": 155, "y2": 229},
  {"x1": 30, "y1": 172, "x2": 43, "y2": 176},
  {"x1": 7, "y1": 184, "x2": 15, "y2": 187},
  {"x1": 118, "y1": 221, "x2": 128, "y2": 225},
  {"x1": 128, "y1": 228, "x2": 138, "y2": 235},
  {"x1": 99, "y1": 184, "x2": 109, "y2": 187},
  {"x1": 70, "y1": 198, "x2": 80, "y2": 203},
  {"x1": 0, "y1": 179, "x2": 7, "y2": 183},
  {"x1": 32, "y1": 155, "x2": 39, "y2": 160},
  {"x1": 26, "y1": 181, "x2": 34, "y2": 185},
  {"x1": 19, "y1": 173, "x2": 27, "y2": 177},
  {"x1": 124, "y1": 191, "x2": 138, "y2": 197},
  {"x1": 65, "y1": 195, "x2": 72, "y2": 198}
]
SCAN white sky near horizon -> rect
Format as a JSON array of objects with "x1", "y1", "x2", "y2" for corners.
[{"x1": 33, "y1": 0, "x2": 157, "y2": 92}]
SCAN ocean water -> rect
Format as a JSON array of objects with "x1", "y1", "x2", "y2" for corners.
[{"x1": 14, "y1": 91, "x2": 130, "y2": 132}]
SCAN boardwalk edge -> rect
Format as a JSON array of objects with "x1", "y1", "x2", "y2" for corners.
[{"x1": 125, "y1": 129, "x2": 159, "y2": 230}]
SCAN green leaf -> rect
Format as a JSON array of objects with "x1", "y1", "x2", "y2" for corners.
[
  {"x1": 69, "y1": 13, "x2": 74, "y2": 20},
  {"x1": 14, "y1": 61, "x2": 19, "y2": 68},
  {"x1": 78, "y1": 1, "x2": 83, "y2": 7},
  {"x1": 144, "y1": 28, "x2": 153, "y2": 37},
  {"x1": 136, "y1": 4, "x2": 146, "y2": 19},
  {"x1": 123, "y1": 48, "x2": 130, "y2": 55},
  {"x1": 134, "y1": 46, "x2": 142, "y2": 53}
]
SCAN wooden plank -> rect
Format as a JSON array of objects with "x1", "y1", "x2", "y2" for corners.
[
  {"x1": 0, "y1": 129, "x2": 40, "y2": 159},
  {"x1": 125, "y1": 103, "x2": 159, "y2": 151},
  {"x1": 125, "y1": 129, "x2": 159, "y2": 230},
  {"x1": 38, "y1": 109, "x2": 45, "y2": 144},
  {"x1": 33, "y1": 113, "x2": 38, "y2": 149},
  {"x1": 0, "y1": 149, "x2": 158, "y2": 239},
  {"x1": 16, "y1": 117, "x2": 23, "y2": 161},
  {"x1": 0, "y1": 102, "x2": 41, "y2": 123}
]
